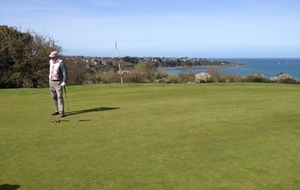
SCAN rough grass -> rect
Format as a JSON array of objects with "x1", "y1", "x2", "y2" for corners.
[{"x1": 0, "y1": 83, "x2": 299, "y2": 190}]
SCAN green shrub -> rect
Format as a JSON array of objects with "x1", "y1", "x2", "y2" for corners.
[
  {"x1": 242, "y1": 73, "x2": 270, "y2": 83},
  {"x1": 100, "y1": 69, "x2": 119, "y2": 83},
  {"x1": 122, "y1": 72, "x2": 155, "y2": 83},
  {"x1": 224, "y1": 74, "x2": 242, "y2": 82},
  {"x1": 206, "y1": 69, "x2": 227, "y2": 82},
  {"x1": 178, "y1": 73, "x2": 195, "y2": 83},
  {"x1": 155, "y1": 72, "x2": 169, "y2": 80},
  {"x1": 167, "y1": 74, "x2": 182, "y2": 83}
]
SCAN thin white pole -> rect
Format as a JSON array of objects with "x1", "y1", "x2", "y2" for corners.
[{"x1": 114, "y1": 34, "x2": 123, "y2": 83}]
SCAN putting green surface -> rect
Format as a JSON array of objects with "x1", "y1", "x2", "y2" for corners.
[{"x1": 0, "y1": 83, "x2": 299, "y2": 189}]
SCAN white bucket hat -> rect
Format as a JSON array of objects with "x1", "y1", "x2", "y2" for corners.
[{"x1": 49, "y1": 51, "x2": 58, "y2": 58}]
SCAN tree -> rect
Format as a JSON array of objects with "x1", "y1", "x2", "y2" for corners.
[
  {"x1": 0, "y1": 25, "x2": 30, "y2": 87},
  {"x1": 65, "y1": 56, "x2": 88, "y2": 85},
  {"x1": 0, "y1": 25, "x2": 62, "y2": 88},
  {"x1": 27, "y1": 31, "x2": 62, "y2": 87}
]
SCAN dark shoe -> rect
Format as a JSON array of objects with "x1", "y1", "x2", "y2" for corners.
[
  {"x1": 52, "y1": 112, "x2": 59, "y2": 116},
  {"x1": 60, "y1": 113, "x2": 66, "y2": 117}
]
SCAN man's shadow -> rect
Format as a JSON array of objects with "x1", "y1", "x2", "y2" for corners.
[
  {"x1": 67, "y1": 107, "x2": 119, "y2": 116},
  {"x1": 0, "y1": 184, "x2": 20, "y2": 190}
]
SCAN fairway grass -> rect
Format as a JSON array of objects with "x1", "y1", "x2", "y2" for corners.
[{"x1": 0, "y1": 83, "x2": 299, "y2": 189}]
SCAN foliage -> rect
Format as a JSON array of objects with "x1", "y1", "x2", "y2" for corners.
[
  {"x1": 167, "y1": 74, "x2": 182, "y2": 83},
  {"x1": 224, "y1": 73, "x2": 242, "y2": 82},
  {"x1": 242, "y1": 73, "x2": 271, "y2": 83},
  {"x1": 0, "y1": 25, "x2": 61, "y2": 88},
  {"x1": 178, "y1": 73, "x2": 195, "y2": 83},
  {"x1": 270, "y1": 73, "x2": 299, "y2": 84},
  {"x1": 195, "y1": 72, "x2": 212, "y2": 83},
  {"x1": 121, "y1": 72, "x2": 153, "y2": 83},
  {"x1": 155, "y1": 71, "x2": 168, "y2": 80},
  {"x1": 65, "y1": 56, "x2": 89, "y2": 85},
  {"x1": 122, "y1": 56, "x2": 139, "y2": 64},
  {"x1": 206, "y1": 69, "x2": 227, "y2": 82},
  {"x1": 122, "y1": 72, "x2": 145, "y2": 83},
  {"x1": 99, "y1": 69, "x2": 120, "y2": 84},
  {"x1": 163, "y1": 73, "x2": 194, "y2": 83}
]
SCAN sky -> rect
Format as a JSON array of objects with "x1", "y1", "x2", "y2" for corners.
[{"x1": 1, "y1": 0, "x2": 300, "y2": 58}]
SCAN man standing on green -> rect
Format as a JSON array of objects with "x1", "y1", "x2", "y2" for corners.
[{"x1": 49, "y1": 51, "x2": 68, "y2": 117}]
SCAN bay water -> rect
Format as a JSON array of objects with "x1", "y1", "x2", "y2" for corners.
[{"x1": 162, "y1": 58, "x2": 300, "y2": 80}]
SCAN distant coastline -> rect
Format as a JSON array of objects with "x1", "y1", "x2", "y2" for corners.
[
  {"x1": 162, "y1": 58, "x2": 300, "y2": 79},
  {"x1": 161, "y1": 61, "x2": 246, "y2": 69}
]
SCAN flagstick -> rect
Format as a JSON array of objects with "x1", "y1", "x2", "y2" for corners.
[{"x1": 114, "y1": 34, "x2": 123, "y2": 83}]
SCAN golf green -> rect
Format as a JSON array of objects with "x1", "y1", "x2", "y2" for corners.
[{"x1": 0, "y1": 83, "x2": 299, "y2": 189}]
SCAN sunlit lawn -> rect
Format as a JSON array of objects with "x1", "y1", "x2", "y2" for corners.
[{"x1": 0, "y1": 83, "x2": 299, "y2": 189}]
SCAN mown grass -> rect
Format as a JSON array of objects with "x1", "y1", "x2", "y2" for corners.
[{"x1": 0, "y1": 83, "x2": 299, "y2": 190}]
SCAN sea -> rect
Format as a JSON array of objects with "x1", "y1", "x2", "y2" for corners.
[{"x1": 162, "y1": 58, "x2": 300, "y2": 80}]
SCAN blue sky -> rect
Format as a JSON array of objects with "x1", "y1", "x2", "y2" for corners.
[{"x1": 1, "y1": 0, "x2": 300, "y2": 58}]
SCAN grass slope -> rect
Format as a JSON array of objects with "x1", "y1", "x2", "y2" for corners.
[{"x1": 0, "y1": 83, "x2": 299, "y2": 190}]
